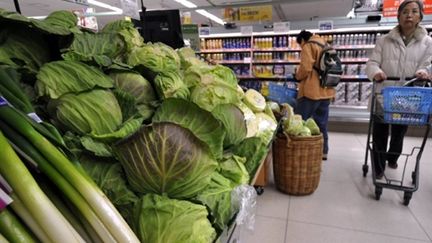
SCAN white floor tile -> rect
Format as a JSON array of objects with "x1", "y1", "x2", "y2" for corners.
[
  {"x1": 239, "y1": 215, "x2": 286, "y2": 243},
  {"x1": 255, "y1": 185, "x2": 290, "y2": 220},
  {"x1": 285, "y1": 221, "x2": 430, "y2": 243}
]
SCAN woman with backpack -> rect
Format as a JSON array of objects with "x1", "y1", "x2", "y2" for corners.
[
  {"x1": 295, "y1": 30, "x2": 336, "y2": 160},
  {"x1": 366, "y1": 0, "x2": 432, "y2": 178}
]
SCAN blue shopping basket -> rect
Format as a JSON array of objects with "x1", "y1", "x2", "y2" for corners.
[
  {"x1": 267, "y1": 83, "x2": 298, "y2": 104},
  {"x1": 382, "y1": 86, "x2": 432, "y2": 125}
]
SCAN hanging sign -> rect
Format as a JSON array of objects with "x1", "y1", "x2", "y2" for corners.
[
  {"x1": 224, "y1": 5, "x2": 272, "y2": 22},
  {"x1": 383, "y1": 0, "x2": 432, "y2": 17}
]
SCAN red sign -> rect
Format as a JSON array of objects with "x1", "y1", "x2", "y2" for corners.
[{"x1": 383, "y1": 0, "x2": 432, "y2": 17}]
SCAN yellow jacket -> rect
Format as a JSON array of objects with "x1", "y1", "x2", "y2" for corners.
[{"x1": 295, "y1": 35, "x2": 335, "y2": 100}]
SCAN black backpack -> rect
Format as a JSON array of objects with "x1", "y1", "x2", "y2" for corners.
[{"x1": 308, "y1": 40, "x2": 343, "y2": 87}]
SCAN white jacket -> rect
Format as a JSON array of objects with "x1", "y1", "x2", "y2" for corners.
[{"x1": 366, "y1": 25, "x2": 432, "y2": 112}]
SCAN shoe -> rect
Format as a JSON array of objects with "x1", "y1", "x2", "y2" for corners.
[
  {"x1": 388, "y1": 163, "x2": 398, "y2": 169},
  {"x1": 322, "y1": 154, "x2": 327, "y2": 161},
  {"x1": 376, "y1": 172, "x2": 384, "y2": 179}
]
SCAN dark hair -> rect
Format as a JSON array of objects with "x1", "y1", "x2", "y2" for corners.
[
  {"x1": 296, "y1": 30, "x2": 313, "y2": 45},
  {"x1": 398, "y1": 0, "x2": 424, "y2": 20}
]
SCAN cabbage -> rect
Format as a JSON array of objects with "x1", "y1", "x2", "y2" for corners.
[
  {"x1": 232, "y1": 137, "x2": 268, "y2": 177},
  {"x1": 36, "y1": 60, "x2": 114, "y2": 99},
  {"x1": 109, "y1": 70, "x2": 156, "y2": 105},
  {"x1": 101, "y1": 20, "x2": 144, "y2": 52},
  {"x1": 212, "y1": 104, "x2": 247, "y2": 148},
  {"x1": 195, "y1": 172, "x2": 238, "y2": 232},
  {"x1": 237, "y1": 85, "x2": 245, "y2": 99},
  {"x1": 266, "y1": 101, "x2": 280, "y2": 113},
  {"x1": 219, "y1": 155, "x2": 249, "y2": 186},
  {"x1": 113, "y1": 123, "x2": 218, "y2": 199},
  {"x1": 244, "y1": 89, "x2": 266, "y2": 112},
  {"x1": 298, "y1": 126, "x2": 312, "y2": 137},
  {"x1": 127, "y1": 43, "x2": 179, "y2": 73},
  {"x1": 305, "y1": 118, "x2": 320, "y2": 135},
  {"x1": 154, "y1": 42, "x2": 181, "y2": 68},
  {"x1": 133, "y1": 194, "x2": 216, "y2": 243},
  {"x1": 154, "y1": 71, "x2": 189, "y2": 99},
  {"x1": 152, "y1": 98, "x2": 225, "y2": 160},
  {"x1": 236, "y1": 102, "x2": 258, "y2": 138},
  {"x1": 54, "y1": 89, "x2": 122, "y2": 136},
  {"x1": 255, "y1": 113, "x2": 277, "y2": 145},
  {"x1": 177, "y1": 47, "x2": 204, "y2": 70},
  {"x1": 286, "y1": 114, "x2": 304, "y2": 136}
]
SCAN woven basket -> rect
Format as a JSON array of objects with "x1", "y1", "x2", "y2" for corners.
[{"x1": 273, "y1": 133, "x2": 323, "y2": 195}]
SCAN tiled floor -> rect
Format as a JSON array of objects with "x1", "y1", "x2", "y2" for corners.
[{"x1": 240, "y1": 132, "x2": 432, "y2": 243}]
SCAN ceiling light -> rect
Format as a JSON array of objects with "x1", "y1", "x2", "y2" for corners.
[
  {"x1": 195, "y1": 9, "x2": 225, "y2": 25},
  {"x1": 174, "y1": 0, "x2": 197, "y2": 8},
  {"x1": 88, "y1": 0, "x2": 123, "y2": 13}
]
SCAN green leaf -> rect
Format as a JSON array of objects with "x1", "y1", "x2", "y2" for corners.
[
  {"x1": 133, "y1": 194, "x2": 216, "y2": 243},
  {"x1": 195, "y1": 172, "x2": 238, "y2": 232},
  {"x1": 90, "y1": 117, "x2": 144, "y2": 143},
  {"x1": 36, "y1": 60, "x2": 113, "y2": 99},
  {"x1": 101, "y1": 20, "x2": 144, "y2": 52},
  {"x1": 212, "y1": 104, "x2": 247, "y2": 148},
  {"x1": 62, "y1": 32, "x2": 126, "y2": 67},
  {"x1": 152, "y1": 98, "x2": 225, "y2": 160},
  {"x1": 219, "y1": 155, "x2": 249, "y2": 186},
  {"x1": 232, "y1": 137, "x2": 269, "y2": 178},
  {"x1": 113, "y1": 122, "x2": 218, "y2": 199},
  {"x1": 80, "y1": 136, "x2": 113, "y2": 157}
]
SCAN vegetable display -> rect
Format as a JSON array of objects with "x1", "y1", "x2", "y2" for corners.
[{"x1": 0, "y1": 8, "x2": 277, "y2": 243}]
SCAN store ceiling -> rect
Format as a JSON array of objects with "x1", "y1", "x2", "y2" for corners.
[{"x1": 0, "y1": 0, "x2": 354, "y2": 27}]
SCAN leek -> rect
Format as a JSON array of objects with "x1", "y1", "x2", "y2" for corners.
[
  {"x1": 0, "y1": 106, "x2": 139, "y2": 242},
  {"x1": 0, "y1": 131, "x2": 84, "y2": 243},
  {"x1": 0, "y1": 121, "x2": 116, "y2": 243},
  {"x1": 0, "y1": 208, "x2": 37, "y2": 243}
]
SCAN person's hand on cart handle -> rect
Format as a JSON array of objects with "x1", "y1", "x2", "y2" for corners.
[
  {"x1": 373, "y1": 71, "x2": 387, "y2": 83},
  {"x1": 415, "y1": 70, "x2": 429, "y2": 80}
]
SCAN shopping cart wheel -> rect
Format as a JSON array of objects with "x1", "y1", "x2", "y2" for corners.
[
  {"x1": 403, "y1": 192, "x2": 412, "y2": 206},
  {"x1": 362, "y1": 164, "x2": 369, "y2": 177},
  {"x1": 411, "y1": 171, "x2": 416, "y2": 184},
  {"x1": 375, "y1": 186, "x2": 382, "y2": 200},
  {"x1": 255, "y1": 186, "x2": 264, "y2": 195}
]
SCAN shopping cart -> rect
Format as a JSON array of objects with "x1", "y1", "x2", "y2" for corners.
[{"x1": 362, "y1": 77, "x2": 432, "y2": 206}]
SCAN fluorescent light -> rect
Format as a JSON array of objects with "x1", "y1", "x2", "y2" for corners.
[
  {"x1": 196, "y1": 9, "x2": 225, "y2": 25},
  {"x1": 174, "y1": 0, "x2": 197, "y2": 8},
  {"x1": 28, "y1": 16, "x2": 47, "y2": 19},
  {"x1": 88, "y1": 0, "x2": 123, "y2": 13}
]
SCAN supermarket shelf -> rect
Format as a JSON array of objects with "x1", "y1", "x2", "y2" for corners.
[
  {"x1": 252, "y1": 60, "x2": 300, "y2": 64},
  {"x1": 237, "y1": 75, "x2": 369, "y2": 81},
  {"x1": 341, "y1": 58, "x2": 369, "y2": 63},
  {"x1": 213, "y1": 60, "x2": 249, "y2": 64},
  {"x1": 335, "y1": 44, "x2": 375, "y2": 49},
  {"x1": 199, "y1": 49, "x2": 252, "y2": 53},
  {"x1": 253, "y1": 48, "x2": 300, "y2": 52},
  {"x1": 237, "y1": 75, "x2": 292, "y2": 81}
]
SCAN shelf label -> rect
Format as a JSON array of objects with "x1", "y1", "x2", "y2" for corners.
[
  {"x1": 243, "y1": 57, "x2": 251, "y2": 63},
  {"x1": 199, "y1": 27, "x2": 210, "y2": 36},
  {"x1": 274, "y1": 22, "x2": 290, "y2": 33},
  {"x1": 241, "y1": 26, "x2": 253, "y2": 35},
  {"x1": 318, "y1": 20, "x2": 333, "y2": 30}
]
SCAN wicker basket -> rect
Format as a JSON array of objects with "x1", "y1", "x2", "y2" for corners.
[{"x1": 273, "y1": 133, "x2": 323, "y2": 195}]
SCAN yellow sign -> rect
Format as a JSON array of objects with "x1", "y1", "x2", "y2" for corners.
[{"x1": 224, "y1": 5, "x2": 272, "y2": 22}]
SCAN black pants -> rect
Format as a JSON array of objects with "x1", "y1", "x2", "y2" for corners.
[{"x1": 372, "y1": 116, "x2": 408, "y2": 175}]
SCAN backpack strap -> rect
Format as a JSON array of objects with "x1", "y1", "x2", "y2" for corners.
[{"x1": 307, "y1": 40, "x2": 326, "y2": 74}]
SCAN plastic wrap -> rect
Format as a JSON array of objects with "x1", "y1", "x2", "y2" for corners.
[{"x1": 232, "y1": 185, "x2": 257, "y2": 231}]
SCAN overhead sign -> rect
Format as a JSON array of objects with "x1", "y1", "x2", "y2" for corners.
[
  {"x1": 274, "y1": 22, "x2": 290, "y2": 33},
  {"x1": 383, "y1": 0, "x2": 432, "y2": 17},
  {"x1": 120, "y1": 0, "x2": 139, "y2": 20},
  {"x1": 182, "y1": 24, "x2": 200, "y2": 51},
  {"x1": 224, "y1": 5, "x2": 272, "y2": 22}
]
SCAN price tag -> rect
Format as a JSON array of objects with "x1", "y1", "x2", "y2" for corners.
[
  {"x1": 241, "y1": 26, "x2": 253, "y2": 36},
  {"x1": 318, "y1": 20, "x2": 333, "y2": 30},
  {"x1": 27, "y1": 112, "x2": 43, "y2": 123},
  {"x1": 0, "y1": 96, "x2": 9, "y2": 107},
  {"x1": 243, "y1": 57, "x2": 251, "y2": 63},
  {"x1": 0, "y1": 188, "x2": 13, "y2": 211},
  {"x1": 199, "y1": 27, "x2": 210, "y2": 36},
  {"x1": 0, "y1": 174, "x2": 12, "y2": 194},
  {"x1": 274, "y1": 22, "x2": 290, "y2": 33}
]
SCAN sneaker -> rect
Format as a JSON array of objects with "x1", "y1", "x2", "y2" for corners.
[
  {"x1": 388, "y1": 162, "x2": 398, "y2": 169},
  {"x1": 322, "y1": 154, "x2": 327, "y2": 161}
]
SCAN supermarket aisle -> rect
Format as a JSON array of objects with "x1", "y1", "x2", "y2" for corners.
[{"x1": 240, "y1": 132, "x2": 432, "y2": 243}]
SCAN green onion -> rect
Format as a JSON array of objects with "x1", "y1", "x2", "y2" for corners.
[
  {"x1": 0, "y1": 208, "x2": 37, "y2": 243},
  {"x1": 0, "y1": 130, "x2": 84, "y2": 243},
  {"x1": 0, "y1": 106, "x2": 139, "y2": 242}
]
